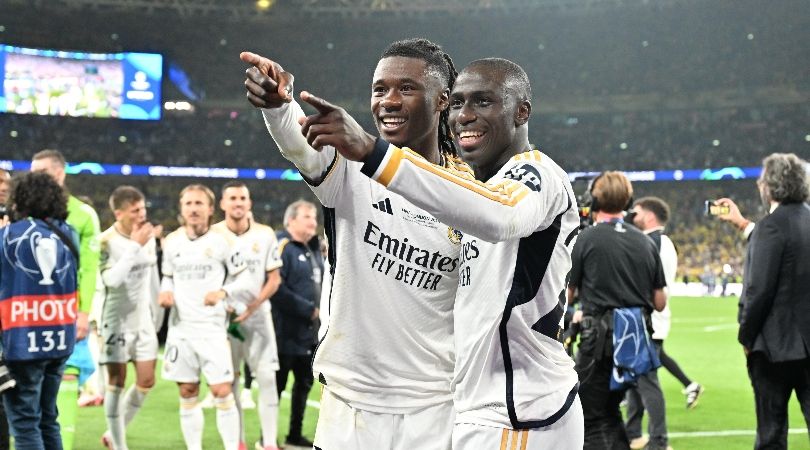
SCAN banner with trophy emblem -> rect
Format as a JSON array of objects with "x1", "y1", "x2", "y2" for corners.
[{"x1": 0, "y1": 218, "x2": 78, "y2": 361}]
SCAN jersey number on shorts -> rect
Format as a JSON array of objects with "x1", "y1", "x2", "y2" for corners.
[{"x1": 106, "y1": 333, "x2": 127, "y2": 347}]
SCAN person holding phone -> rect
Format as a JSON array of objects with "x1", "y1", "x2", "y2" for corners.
[
  {"x1": 713, "y1": 198, "x2": 756, "y2": 239},
  {"x1": 718, "y1": 153, "x2": 810, "y2": 449}
]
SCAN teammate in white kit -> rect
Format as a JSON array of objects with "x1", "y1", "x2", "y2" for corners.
[
  {"x1": 296, "y1": 58, "x2": 584, "y2": 449},
  {"x1": 159, "y1": 184, "x2": 247, "y2": 450},
  {"x1": 241, "y1": 39, "x2": 469, "y2": 449},
  {"x1": 209, "y1": 181, "x2": 282, "y2": 450},
  {"x1": 98, "y1": 186, "x2": 159, "y2": 450}
]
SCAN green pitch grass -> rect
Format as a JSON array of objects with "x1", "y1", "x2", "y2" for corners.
[{"x1": 66, "y1": 296, "x2": 808, "y2": 449}]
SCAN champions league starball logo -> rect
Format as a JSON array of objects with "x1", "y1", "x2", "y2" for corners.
[{"x1": 3, "y1": 222, "x2": 72, "y2": 285}]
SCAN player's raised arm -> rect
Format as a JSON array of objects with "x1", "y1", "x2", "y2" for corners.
[
  {"x1": 365, "y1": 141, "x2": 569, "y2": 242},
  {"x1": 297, "y1": 91, "x2": 378, "y2": 158},
  {"x1": 100, "y1": 222, "x2": 153, "y2": 289},
  {"x1": 240, "y1": 51, "x2": 294, "y2": 108},
  {"x1": 299, "y1": 91, "x2": 569, "y2": 243},
  {"x1": 240, "y1": 51, "x2": 337, "y2": 185}
]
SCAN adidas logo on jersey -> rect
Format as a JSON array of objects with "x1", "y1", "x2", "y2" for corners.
[{"x1": 372, "y1": 198, "x2": 394, "y2": 215}]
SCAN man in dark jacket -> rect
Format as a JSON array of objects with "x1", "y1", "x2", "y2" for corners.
[
  {"x1": 271, "y1": 200, "x2": 322, "y2": 448},
  {"x1": 736, "y1": 153, "x2": 810, "y2": 450}
]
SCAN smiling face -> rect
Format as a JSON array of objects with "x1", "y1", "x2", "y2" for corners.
[
  {"x1": 449, "y1": 67, "x2": 529, "y2": 179},
  {"x1": 220, "y1": 186, "x2": 252, "y2": 222},
  {"x1": 371, "y1": 56, "x2": 447, "y2": 153}
]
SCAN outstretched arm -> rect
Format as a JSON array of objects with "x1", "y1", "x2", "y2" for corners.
[
  {"x1": 297, "y1": 92, "x2": 571, "y2": 242},
  {"x1": 240, "y1": 51, "x2": 337, "y2": 183}
]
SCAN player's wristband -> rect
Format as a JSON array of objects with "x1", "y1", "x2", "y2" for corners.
[{"x1": 360, "y1": 137, "x2": 390, "y2": 178}]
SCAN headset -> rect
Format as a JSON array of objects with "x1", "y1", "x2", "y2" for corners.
[{"x1": 577, "y1": 172, "x2": 634, "y2": 227}]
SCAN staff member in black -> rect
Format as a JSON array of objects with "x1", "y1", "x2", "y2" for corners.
[
  {"x1": 271, "y1": 200, "x2": 322, "y2": 448},
  {"x1": 568, "y1": 171, "x2": 667, "y2": 450}
]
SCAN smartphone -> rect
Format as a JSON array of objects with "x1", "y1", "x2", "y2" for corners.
[{"x1": 704, "y1": 200, "x2": 730, "y2": 216}]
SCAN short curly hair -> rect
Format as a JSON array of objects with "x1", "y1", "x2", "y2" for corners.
[
  {"x1": 8, "y1": 172, "x2": 68, "y2": 221},
  {"x1": 760, "y1": 153, "x2": 809, "y2": 204}
]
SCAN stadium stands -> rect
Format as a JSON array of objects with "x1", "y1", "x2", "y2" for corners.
[{"x1": 0, "y1": 0, "x2": 805, "y2": 281}]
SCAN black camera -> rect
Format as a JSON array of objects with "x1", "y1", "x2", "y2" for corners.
[{"x1": 572, "y1": 176, "x2": 596, "y2": 229}]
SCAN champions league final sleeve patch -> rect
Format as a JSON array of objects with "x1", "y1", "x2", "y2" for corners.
[
  {"x1": 503, "y1": 164, "x2": 542, "y2": 192},
  {"x1": 447, "y1": 227, "x2": 463, "y2": 245}
]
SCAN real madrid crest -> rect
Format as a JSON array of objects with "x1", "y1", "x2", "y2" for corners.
[
  {"x1": 252, "y1": 242, "x2": 260, "y2": 253},
  {"x1": 204, "y1": 247, "x2": 213, "y2": 257},
  {"x1": 447, "y1": 227, "x2": 463, "y2": 245}
]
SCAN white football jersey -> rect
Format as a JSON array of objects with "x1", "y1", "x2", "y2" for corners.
[
  {"x1": 98, "y1": 226, "x2": 159, "y2": 333},
  {"x1": 364, "y1": 142, "x2": 580, "y2": 429},
  {"x1": 211, "y1": 221, "x2": 282, "y2": 326},
  {"x1": 263, "y1": 103, "x2": 461, "y2": 413},
  {"x1": 646, "y1": 229, "x2": 678, "y2": 339},
  {"x1": 162, "y1": 228, "x2": 241, "y2": 336}
]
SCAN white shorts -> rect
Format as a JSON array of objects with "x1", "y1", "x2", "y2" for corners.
[
  {"x1": 230, "y1": 319, "x2": 279, "y2": 373},
  {"x1": 99, "y1": 327, "x2": 159, "y2": 365},
  {"x1": 161, "y1": 332, "x2": 234, "y2": 386},
  {"x1": 452, "y1": 396, "x2": 584, "y2": 450},
  {"x1": 313, "y1": 388, "x2": 454, "y2": 450}
]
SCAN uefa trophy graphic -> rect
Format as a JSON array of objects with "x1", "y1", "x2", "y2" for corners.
[{"x1": 33, "y1": 234, "x2": 58, "y2": 285}]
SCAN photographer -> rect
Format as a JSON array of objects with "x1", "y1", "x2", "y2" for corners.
[
  {"x1": 0, "y1": 172, "x2": 79, "y2": 450},
  {"x1": 568, "y1": 171, "x2": 667, "y2": 450}
]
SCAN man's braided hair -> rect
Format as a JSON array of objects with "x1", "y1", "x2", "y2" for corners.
[{"x1": 381, "y1": 38, "x2": 458, "y2": 157}]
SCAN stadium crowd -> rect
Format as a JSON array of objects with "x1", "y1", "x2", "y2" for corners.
[
  {"x1": 2, "y1": 103, "x2": 807, "y2": 172},
  {"x1": 0, "y1": 0, "x2": 806, "y2": 448}
]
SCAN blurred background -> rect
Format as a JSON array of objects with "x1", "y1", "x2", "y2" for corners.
[{"x1": 0, "y1": 0, "x2": 808, "y2": 285}]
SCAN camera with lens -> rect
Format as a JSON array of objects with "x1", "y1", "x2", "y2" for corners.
[{"x1": 572, "y1": 175, "x2": 596, "y2": 229}]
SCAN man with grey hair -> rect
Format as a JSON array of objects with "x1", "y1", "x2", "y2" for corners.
[
  {"x1": 730, "y1": 152, "x2": 810, "y2": 449},
  {"x1": 270, "y1": 200, "x2": 322, "y2": 448}
]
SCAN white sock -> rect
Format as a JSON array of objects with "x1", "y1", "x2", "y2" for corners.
[
  {"x1": 232, "y1": 377, "x2": 246, "y2": 443},
  {"x1": 122, "y1": 385, "x2": 150, "y2": 425},
  {"x1": 214, "y1": 393, "x2": 240, "y2": 450},
  {"x1": 256, "y1": 370, "x2": 280, "y2": 447},
  {"x1": 96, "y1": 361, "x2": 107, "y2": 397},
  {"x1": 104, "y1": 385, "x2": 126, "y2": 450},
  {"x1": 179, "y1": 396, "x2": 204, "y2": 450}
]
